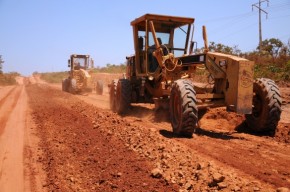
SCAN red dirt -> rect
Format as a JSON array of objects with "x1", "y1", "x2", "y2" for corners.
[
  {"x1": 26, "y1": 83, "x2": 179, "y2": 192},
  {"x1": 0, "y1": 83, "x2": 34, "y2": 191},
  {"x1": 0, "y1": 74, "x2": 289, "y2": 192}
]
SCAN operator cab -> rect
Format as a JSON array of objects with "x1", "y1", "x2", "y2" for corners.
[
  {"x1": 130, "y1": 14, "x2": 195, "y2": 76},
  {"x1": 68, "y1": 54, "x2": 91, "y2": 71}
]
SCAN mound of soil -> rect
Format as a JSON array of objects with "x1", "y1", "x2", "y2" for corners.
[
  {"x1": 26, "y1": 83, "x2": 290, "y2": 191},
  {"x1": 27, "y1": 84, "x2": 179, "y2": 192}
]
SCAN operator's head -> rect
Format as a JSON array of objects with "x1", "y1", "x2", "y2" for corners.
[{"x1": 157, "y1": 38, "x2": 162, "y2": 45}]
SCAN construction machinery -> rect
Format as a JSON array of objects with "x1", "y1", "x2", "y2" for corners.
[
  {"x1": 95, "y1": 80, "x2": 104, "y2": 95},
  {"x1": 63, "y1": 54, "x2": 103, "y2": 94},
  {"x1": 109, "y1": 14, "x2": 282, "y2": 136}
]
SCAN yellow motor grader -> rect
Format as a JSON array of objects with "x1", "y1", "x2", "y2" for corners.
[
  {"x1": 62, "y1": 54, "x2": 103, "y2": 95},
  {"x1": 109, "y1": 14, "x2": 282, "y2": 136}
]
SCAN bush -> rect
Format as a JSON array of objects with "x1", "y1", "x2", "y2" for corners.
[
  {"x1": 92, "y1": 63, "x2": 126, "y2": 73},
  {"x1": 281, "y1": 60, "x2": 290, "y2": 81},
  {"x1": 40, "y1": 72, "x2": 68, "y2": 83},
  {"x1": 0, "y1": 72, "x2": 19, "y2": 85}
]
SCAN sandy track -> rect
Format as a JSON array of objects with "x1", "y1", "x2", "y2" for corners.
[
  {"x1": 0, "y1": 82, "x2": 45, "y2": 192},
  {"x1": 0, "y1": 85, "x2": 26, "y2": 191}
]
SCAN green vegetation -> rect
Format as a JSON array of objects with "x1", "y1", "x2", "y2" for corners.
[
  {"x1": 249, "y1": 54, "x2": 290, "y2": 81},
  {"x1": 92, "y1": 63, "x2": 126, "y2": 73},
  {"x1": 37, "y1": 71, "x2": 68, "y2": 83},
  {"x1": 208, "y1": 38, "x2": 290, "y2": 82},
  {"x1": 0, "y1": 55, "x2": 19, "y2": 86},
  {"x1": 38, "y1": 63, "x2": 126, "y2": 83},
  {"x1": 0, "y1": 72, "x2": 20, "y2": 86},
  {"x1": 0, "y1": 55, "x2": 4, "y2": 74}
]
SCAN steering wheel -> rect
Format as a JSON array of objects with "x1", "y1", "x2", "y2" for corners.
[{"x1": 160, "y1": 44, "x2": 169, "y2": 56}]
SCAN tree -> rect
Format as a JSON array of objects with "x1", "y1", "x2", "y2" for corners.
[
  {"x1": 232, "y1": 45, "x2": 242, "y2": 56},
  {"x1": 0, "y1": 55, "x2": 4, "y2": 74},
  {"x1": 259, "y1": 38, "x2": 283, "y2": 60},
  {"x1": 208, "y1": 42, "x2": 237, "y2": 55}
]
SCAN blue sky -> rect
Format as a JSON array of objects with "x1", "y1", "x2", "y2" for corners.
[{"x1": 0, "y1": 0, "x2": 289, "y2": 76}]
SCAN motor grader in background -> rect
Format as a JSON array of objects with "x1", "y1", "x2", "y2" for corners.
[
  {"x1": 62, "y1": 54, "x2": 103, "y2": 95},
  {"x1": 109, "y1": 14, "x2": 282, "y2": 136}
]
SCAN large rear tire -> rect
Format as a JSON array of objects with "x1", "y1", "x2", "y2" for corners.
[
  {"x1": 62, "y1": 79, "x2": 65, "y2": 91},
  {"x1": 115, "y1": 79, "x2": 131, "y2": 114},
  {"x1": 245, "y1": 78, "x2": 282, "y2": 133},
  {"x1": 62, "y1": 78, "x2": 69, "y2": 92},
  {"x1": 69, "y1": 78, "x2": 77, "y2": 94},
  {"x1": 96, "y1": 80, "x2": 103, "y2": 95},
  {"x1": 170, "y1": 79, "x2": 198, "y2": 136},
  {"x1": 109, "y1": 79, "x2": 118, "y2": 112}
]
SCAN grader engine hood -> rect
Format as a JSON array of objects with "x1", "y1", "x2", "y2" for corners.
[
  {"x1": 73, "y1": 69, "x2": 92, "y2": 91},
  {"x1": 206, "y1": 52, "x2": 254, "y2": 114},
  {"x1": 80, "y1": 69, "x2": 91, "y2": 78}
]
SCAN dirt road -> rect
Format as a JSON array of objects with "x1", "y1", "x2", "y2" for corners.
[
  {"x1": 0, "y1": 75, "x2": 289, "y2": 191},
  {"x1": 0, "y1": 85, "x2": 27, "y2": 191}
]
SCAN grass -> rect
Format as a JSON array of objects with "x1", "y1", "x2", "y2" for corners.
[
  {"x1": 0, "y1": 73, "x2": 18, "y2": 86},
  {"x1": 39, "y1": 64, "x2": 126, "y2": 83},
  {"x1": 39, "y1": 71, "x2": 68, "y2": 83}
]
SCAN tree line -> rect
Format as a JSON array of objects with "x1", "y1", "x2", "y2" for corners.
[
  {"x1": 0, "y1": 55, "x2": 4, "y2": 74},
  {"x1": 1, "y1": 37, "x2": 290, "y2": 84},
  {"x1": 205, "y1": 38, "x2": 290, "y2": 81}
]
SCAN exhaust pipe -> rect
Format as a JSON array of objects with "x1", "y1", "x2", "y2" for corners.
[{"x1": 202, "y1": 26, "x2": 209, "y2": 53}]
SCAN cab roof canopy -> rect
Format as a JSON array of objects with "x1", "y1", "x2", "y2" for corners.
[
  {"x1": 131, "y1": 13, "x2": 195, "y2": 33},
  {"x1": 71, "y1": 54, "x2": 90, "y2": 58}
]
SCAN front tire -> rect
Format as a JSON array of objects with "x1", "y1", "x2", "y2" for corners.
[
  {"x1": 109, "y1": 79, "x2": 118, "y2": 112},
  {"x1": 245, "y1": 78, "x2": 282, "y2": 133},
  {"x1": 96, "y1": 80, "x2": 103, "y2": 95},
  {"x1": 69, "y1": 78, "x2": 77, "y2": 94},
  {"x1": 115, "y1": 79, "x2": 131, "y2": 114},
  {"x1": 170, "y1": 79, "x2": 198, "y2": 136},
  {"x1": 62, "y1": 78, "x2": 69, "y2": 92}
]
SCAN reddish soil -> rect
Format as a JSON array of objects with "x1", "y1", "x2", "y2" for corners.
[
  {"x1": 0, "y1": 74, "x2": 289, "y2": 192},
  {"x1": 0, "y1": 85, "x2": 26, "y2": 191}
]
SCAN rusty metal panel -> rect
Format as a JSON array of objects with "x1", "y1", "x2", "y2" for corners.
[
  {"x1": 205, "y1": 54, "x2": 227, "y2": 79},
  {"x1": 225, "y1": 59, "x2": 237, "y2": 108},
  {"x1": 236, "y1": 60, "x2": 254, "y2": 114},
  {"x1": 225, "y1": 59, "x2": 254, "y2": 114}
]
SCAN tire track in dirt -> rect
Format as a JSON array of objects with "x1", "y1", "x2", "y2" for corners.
[
  {"x1": 0, "y1": 86, "x2": 22, "y2": 135},
  {"x1": 0, "y1": 86, "x2": 17, "y2": 107},
  {"x1": 0, "y1": 85, "x2": 27, "y2": 192},
  {"x1": 177, "y1": 131, "x2": 290, "y2": 188}
]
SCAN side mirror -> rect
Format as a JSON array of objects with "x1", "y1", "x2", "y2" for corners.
[{"x1": 68, "y1": 59, "x2": 71, "y2": 67}]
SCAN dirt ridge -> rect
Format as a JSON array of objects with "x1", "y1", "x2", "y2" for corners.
[{"x1": 26, "y1": 83, "x2": 290, "y2": 191}]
